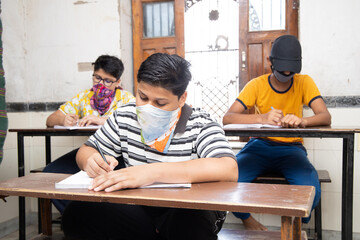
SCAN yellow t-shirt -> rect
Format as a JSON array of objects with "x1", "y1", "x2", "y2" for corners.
[
  {"x1": 237, "y1": 73, "x2": 322, "y2": 143},
  {"x1": 59, "y1": 88, "x2": 135, "y2": 118}
]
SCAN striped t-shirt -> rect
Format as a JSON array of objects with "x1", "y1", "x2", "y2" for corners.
[{"x1": 86, "y1": 103, "x2": 235, "y2": 166}]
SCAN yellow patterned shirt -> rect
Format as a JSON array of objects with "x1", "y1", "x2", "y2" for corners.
[{"x1": 59, "y1": 88, "x2": 135, "y2": 118}]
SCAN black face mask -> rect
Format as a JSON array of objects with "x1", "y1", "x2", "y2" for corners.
[{"x1": 271, "y1": 66, "x2": 295, "y2": 83}]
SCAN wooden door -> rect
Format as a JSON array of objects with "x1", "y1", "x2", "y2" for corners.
[
  {"x1": 238, "y1": 0, "x2": 299, "y2": 90},
  {"x1": 132, "y1": 0, "x2": 185, "y2": 92}
]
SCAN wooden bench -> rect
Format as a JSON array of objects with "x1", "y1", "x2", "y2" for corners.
[
  {"x1": 253, "y1": 170, "x2": 331, "y2": 240},
  {"x1": 0, "y1": 173, "x2": 315, "y2": 240}
]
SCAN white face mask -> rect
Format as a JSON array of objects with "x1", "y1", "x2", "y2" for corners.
[{"x1": 136, "y1": 104, "x2": 180, "y2": 143}]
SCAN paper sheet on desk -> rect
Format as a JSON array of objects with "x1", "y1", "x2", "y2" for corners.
[
  {"x1": 223, "y1": 124, "x2": 281, "y2": 129},
  {"x1": 54, "y1": 125, "x2": 101, "y2": 130},
  {"x1": 55, "y1": 171, "x2": 93, "y2": 189},
  {"x1": 55, "y1": 171, "x2": 191, "y2": 189}
]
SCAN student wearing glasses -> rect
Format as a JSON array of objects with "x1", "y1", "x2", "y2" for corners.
[
  {"x1": 46, "y1": 55, "x2": 134, "y2": 128},
  {"x1": 44, "y1": 55, "x2": 134, "y2": 213}
]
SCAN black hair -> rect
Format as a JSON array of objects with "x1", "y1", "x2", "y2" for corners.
[
  {"x1": 137, "y1": 53, "x2": 191, "y2": 98},
  {"x1": 93, "y1": 55, "x2": 124, "y2": 79}
]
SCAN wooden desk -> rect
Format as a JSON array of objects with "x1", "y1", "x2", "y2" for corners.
[
  {"x1": 0, "y1": 173, "x2": 315, "y2": 240},
  {"x1": 224, "y1": 126, "x2": 360, "y2": 240},
  {"x1": 8, "y1": 128, "x2": 97, "y2": 240}
]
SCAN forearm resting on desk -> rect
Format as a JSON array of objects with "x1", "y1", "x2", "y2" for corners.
[
  {"x1": 302, "y1": 98, "x2": 331, "y2": 127},
  {"x1": 46, "y1": 110, "x2": 66, "y2": 127},
  {"x1": 302, "y1": 111, "x2": 331, "y2": 127},
  {"x1": 223, "y1": 101, "x2": 282, "y2": 126},
  {"x1": 46, "y1": 110, "x2": 79, "y2": 127},
  {"x1": 223, "y1": 112, "x2": 264, "y2": 125},
  {"x1": 90, "y1": 156, "x2": 238, "y2": 192}
]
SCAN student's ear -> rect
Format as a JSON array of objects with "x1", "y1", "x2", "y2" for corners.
[
  {"x1": 115, "y1": 78, "x2": 121, "y2": 88},
  {"x1": 179, "y1": 91, "x2": 187, "y2": 108}
]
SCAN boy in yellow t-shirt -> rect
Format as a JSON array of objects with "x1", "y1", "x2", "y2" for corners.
[{"x1": 223, "y1": 35, "x2": 331, "y2": 230}]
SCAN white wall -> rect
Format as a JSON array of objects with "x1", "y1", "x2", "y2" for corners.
[
  {"x1": 0, "y1": 0, "x2": 134, "y2": 232},
  {"x1": 2, "y1": 0, "x2": 134, "y2": 103},
  {"x1": 300, "y1": 0, "x2": 360, "y2": 96},
  {"x1": 0, "y1": 0, "x2": 359, "y2": 235}
]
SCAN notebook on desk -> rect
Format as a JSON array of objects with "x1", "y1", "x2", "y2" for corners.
[
  {"x1": 54, "y1": 125, "x2": 101, "y2": 130},
  {"x1": 223, "y1": 124, "x2": 282, "y2": 129},
  {"x1": 55, "y1": 171, "x2": 191, "y2": 189}
]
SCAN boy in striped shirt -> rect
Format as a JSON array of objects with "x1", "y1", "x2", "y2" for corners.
[{"x1": 62, "y1": 53, "x2": 238, "y2": 240}]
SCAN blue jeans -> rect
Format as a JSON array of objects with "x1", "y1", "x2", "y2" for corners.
[{"x1": 233, "y1": 138, "x2": 321, "y2": 223}]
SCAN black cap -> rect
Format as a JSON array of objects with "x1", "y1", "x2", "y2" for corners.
[{"x1": 270, "y1": 35, "x2": 302, "y2": 73}]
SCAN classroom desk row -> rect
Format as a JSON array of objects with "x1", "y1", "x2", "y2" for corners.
[
  {"x1": 0, "y1": 172, "x2": 314, "y2": 240},
  {"x1": 8, "y1": 126, "x2": 360, "y2": 240}
]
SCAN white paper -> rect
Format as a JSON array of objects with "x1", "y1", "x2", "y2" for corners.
[
  {"x1": 55, "y1": 171, "x2": 93, "y2": 189},
  {"x1": 55, "y1": 171, "x2": 191, "y2": 189},
  {"x1": 223, "y1": 124, "x2": 281, "y2": 129},
  {"x1": 54, "y1": 125, "x2": 101, "y2": 130}
]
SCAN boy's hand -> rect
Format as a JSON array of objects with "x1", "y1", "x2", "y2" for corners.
[
  {"x1": 83, "y1": 153, "x2": 118, "y2": 178},
  {"x1": 78, "y1": 115, "x2": 106, "y2": 127},
  {"x1": 262, "y1": 109, "x2": 283, "y2": 125},
  {"x1": 281, "y1": 114, "x2": 305, "y2": 128},
  {"x1": 90, "y1": 164, "x2": 155, "y2": 192},
  {"x1": 63, "y1": 114, "x2": 79, "y2": 126}
]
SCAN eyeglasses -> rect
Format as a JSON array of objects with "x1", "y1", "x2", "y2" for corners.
[{"x1": 92, "y1": 74, "x2": 117, "y2": 87}]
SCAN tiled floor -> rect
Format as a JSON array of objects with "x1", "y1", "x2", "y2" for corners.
[
  {"x1": 0, "y1": 224, "x2": 64, "y2": 240},
  {"x1": 1, "y1": 224, "x2": 245, "y2": 240}
]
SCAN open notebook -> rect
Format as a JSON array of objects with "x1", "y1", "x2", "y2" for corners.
[
  {"x1": 223, "y1": 124, "x2": 281, "y2": 129},
  {"x1": 55, "y1": 171, "x2": 191, "y2": 189}
]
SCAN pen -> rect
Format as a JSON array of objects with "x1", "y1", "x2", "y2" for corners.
[{"x1": 94, "y1": 140, "x2": 109, "y2": 165}]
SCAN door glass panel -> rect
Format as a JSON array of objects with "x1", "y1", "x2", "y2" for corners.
[
  {"x1": 185, "y1": 0, "x2": 239, "y2": 123},
  {"x1": 249, "y1": 0, "x2": 285, "y2": 32},
  {"x1": 143, "y1": 1, "x2": 175, "y2": 38}
]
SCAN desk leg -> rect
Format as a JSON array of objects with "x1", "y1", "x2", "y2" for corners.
[
  {"x1": 40, "y1": 198, "x2": 52, "y2": 235},
  {"x1": 281, "y1": 216, "x2": 292, "y2": 240},
  {"x1": 281, "y1": 216, "x2": 301, "y2": 240},
  {"x1": 17, "y1": 133, "x2": 26, "y2": 240},
  {"x1": 45, "y1": 136, "x2": 51, "y2": 165},
  {"x1": 342, "y1": 135, "x2": 354, "y2": 240},
  {"x1": 38, "y1": 136, "x2": 52, "y2": 233},
  {"x1": 292, "y1": 217, "x2": 301, "y2": 240}
]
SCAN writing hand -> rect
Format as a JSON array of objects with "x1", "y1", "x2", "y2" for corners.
[
  {"x1": 63, "y1": 114, "x2": 79, "y2": 126},
  {"x1": 83, "y1": 153, "x2": 118, "y2": 178},
  {"x1": 262, "y1": 108, "x2": 283, "y2": 126}
]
